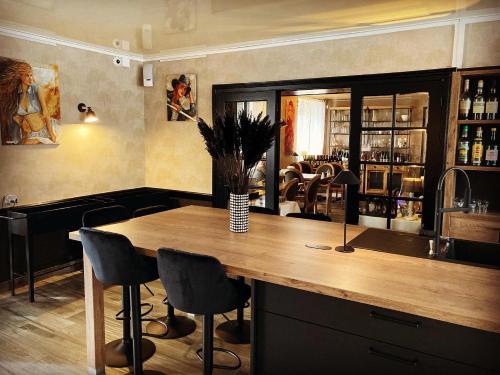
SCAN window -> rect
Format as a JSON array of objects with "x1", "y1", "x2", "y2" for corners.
[{"x1": 296, "y1": 97, "x2": 326, "y2": 155}]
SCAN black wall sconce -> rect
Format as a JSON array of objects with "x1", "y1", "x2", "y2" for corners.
[{"x1": 77, "y1": 103, "x2": 98, "y2": 123}]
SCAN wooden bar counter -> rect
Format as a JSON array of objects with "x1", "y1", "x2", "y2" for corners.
[{"x1": 70, "y1": 206, "x2": 500, "y2": 374}]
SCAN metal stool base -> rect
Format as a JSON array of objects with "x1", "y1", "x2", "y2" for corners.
[
  {"x1": 196, "y1": 347, "x2": 242, "y2": 370},
  {"x1": 145, "y1": 315, "x2": 196, "y2": 339},
  {"x1": 105, "y1": 338, "x2": 155, "y2": 368},
  {"x1": 215, "y1": 319, "x2": 251, "y2": 344}
]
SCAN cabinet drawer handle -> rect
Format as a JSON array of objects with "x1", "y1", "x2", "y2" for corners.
[
  {"x1": 369, "y1": 346, "x2": 418, "y2": 366},
  {"x1": 370, "y1": 311, "x2": 421, "y2": 328}
]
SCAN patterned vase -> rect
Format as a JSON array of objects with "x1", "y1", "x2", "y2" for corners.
[{"x1": 229, "y1": 193, "x2": 249, "y2": 233}]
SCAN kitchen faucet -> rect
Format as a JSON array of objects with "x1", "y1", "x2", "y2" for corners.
[{"x1": 432, "y1": 167, "x2": 472, "y2": 257}]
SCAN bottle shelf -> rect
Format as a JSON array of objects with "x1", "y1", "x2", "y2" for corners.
[
  {"x1": 449, "y1": 210, "x2": 500, "y2": 222},
  {"x1": 361, "y1": 161, "x2": 425, "y2": 166},
  {"x1": 361, "y1": 127, "x2": 426, "y2": 131},
  {"x1": 457, "y1": 120, "x2": 500, "y2": 126},
  {"x1": 454, "y1": 165, "x2": 500, "y2": 172}
]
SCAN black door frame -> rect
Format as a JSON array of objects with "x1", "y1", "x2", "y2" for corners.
[
  {"x1": 212, "y1": 90, "x2": 280, "y2": 212},
  {"x1": 350, "y1": 79, "x2": 449, "y2": 231},
  {"x1": 213, "y1": 68, "x2": 453, "y2": 229}
]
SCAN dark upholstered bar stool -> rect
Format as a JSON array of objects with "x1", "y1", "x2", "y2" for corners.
[
  {"x1": 132, "y1": 205, "x2": 197, "y2": 339},
  {"x1": 82, "y1": 205, "x2": 155, "y2": 368},
  {"x1": 80, "y1": 228, "x2": 164, "y2": 375},
  {"x1": 157, "y1": 248, "x2": 251, "y2": 375}
]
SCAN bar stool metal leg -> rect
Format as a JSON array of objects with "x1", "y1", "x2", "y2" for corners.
[
  {"x1": 105, "y1": 286, "x2": 155, "y2": 368},
  {"x1": 196, "y1": 314, "x2": 242, "y2": 373},
  {"x1": 215, "y1": 277, "x2": 250, "y2": 344},
  {"x1": 203, "y1": 314, "x2": 213, "y2": 375},
  {"x1": 126, "y1": 285, "x2": 165, "y2": 375}
]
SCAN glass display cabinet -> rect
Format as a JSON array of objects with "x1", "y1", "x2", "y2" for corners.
[{"x1": 357, "y1": 93, "x2": 429, "y2": 232}]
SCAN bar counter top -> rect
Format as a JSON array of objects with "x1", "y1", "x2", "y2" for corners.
[{"x1": 69, "y1": 205, "x2": 500, "y2": 334}]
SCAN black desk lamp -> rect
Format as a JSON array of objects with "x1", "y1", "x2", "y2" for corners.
[{"x1": 332, "y1": 170, "x2": 360, "y2": 253}]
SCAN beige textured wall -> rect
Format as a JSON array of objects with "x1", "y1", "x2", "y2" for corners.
[
  {"x1": 0, "y1": 35, "x2": 145, "y2": 205},
  {"x1": 2, "y1": 21, "x2": 498, "y2": 203},
  {"x1": 462, "y1": 20, "x2": 500, "y2": 68},
  {"x1": 145, "y1": 26, "x2": 455, "y2": 193}
]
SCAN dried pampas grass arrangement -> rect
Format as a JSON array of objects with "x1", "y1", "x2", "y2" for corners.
[{"x1": 197, "y1": 110, "x2": 279, "y2": 194}]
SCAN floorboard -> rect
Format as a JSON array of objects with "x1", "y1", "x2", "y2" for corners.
[{"x1": 0, "y1": 271, "x2": 250, "y2": 374}]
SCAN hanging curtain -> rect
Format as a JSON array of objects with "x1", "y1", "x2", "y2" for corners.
[{"x1": 296, "y1": 98, "x2": 326, "y2": 155}]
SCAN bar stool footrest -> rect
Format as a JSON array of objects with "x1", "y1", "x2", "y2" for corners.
[{"x1": 196, "y1": 347, "x2": 242, "y2": 370}]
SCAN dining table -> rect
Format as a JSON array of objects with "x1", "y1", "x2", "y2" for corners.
[{"x1": 69, "y1": 205, "x2": 500, "y2": 374}]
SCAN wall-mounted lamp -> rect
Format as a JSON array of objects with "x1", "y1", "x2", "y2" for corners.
[{"x1": 77, "y1": 103, "x2": 98, "y2": 123}]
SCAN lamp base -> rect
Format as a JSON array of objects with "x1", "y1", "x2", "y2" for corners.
[{"x1": 335, "y1": 245, "x2": 355, "y2": 253}]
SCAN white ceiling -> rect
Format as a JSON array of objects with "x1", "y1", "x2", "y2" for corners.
[{"x1": 1, "y1": 0, "x2": 499, "y2": 55}]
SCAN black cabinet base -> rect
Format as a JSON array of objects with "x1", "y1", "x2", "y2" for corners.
[{"x1": 251, "y1": 281, "x2": 500, "y2": 374}]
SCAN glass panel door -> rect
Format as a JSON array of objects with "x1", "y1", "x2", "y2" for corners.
[
  {"x1": 214, "y1": 91, "x2": 278, "y2": 212},
  {"x1": 358, "y1": 92, "x2": 429, "y2": 232}
]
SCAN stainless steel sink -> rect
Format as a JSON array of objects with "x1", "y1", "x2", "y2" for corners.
[{"x1": 348, "y1": 228, "x2": 500, "y2": 268}]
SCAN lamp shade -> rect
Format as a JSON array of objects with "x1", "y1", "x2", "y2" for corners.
[{"x1": 332, "y1": 170, "x2": 360, "y2": 185}]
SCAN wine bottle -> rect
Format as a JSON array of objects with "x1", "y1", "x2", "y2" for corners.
[
  {"x1": 456, "y1": 125, "x2": 470, "y2": 165},
  {"x1": 459, "y1": 79, "x2": 472, "y2": 120},
  {"x1": 485, "y1": 128, "x2": 498, "y2": 166},
  {"x1": 471, "y1": 127, "x2": 484, "y2": 166},
  {"x1": 472, "y1": 80, "x2": 485, "y2": 120},
  {"x1": 486, "y1": 80, "x2": 498, "y2": 120}
]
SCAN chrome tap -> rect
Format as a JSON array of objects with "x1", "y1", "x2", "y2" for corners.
[{"x1": 432, "y1": 167, "x2": 472, "y2": 258}]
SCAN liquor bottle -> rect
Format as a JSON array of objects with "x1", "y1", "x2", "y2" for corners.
[
  {"x1": 456, "y1": 125, "x2": 470, "y2": 165},
  {"x1": 471, "y1": 127, "x2": 484, "y2": 166},
  {"x1": 486, "y1": 80, "x2": 498, "y2": 120},
  {"x1": 485, "y1": 127, "x2": 498, "y2": 166},
  {"x1": 459, "y1": 79, "x2": 472, "y2": 120},
  {"x1": 472, "y1": 80, "x2": 485, "y2": 120}
]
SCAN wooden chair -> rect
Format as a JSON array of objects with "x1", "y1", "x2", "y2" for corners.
[
  {"x1": 330, "y1": 162, "x2": 345, "y2": 208},
  {"x1": 298, "y1": 175, "x2": 321, "y2": 214},
  {"x1": 284, "y1": 168, "x2": 304, "y2": 184},
  {"x1": 288, "y1": 162, "x2": 302, "y2": 172},
  {"x1": 315, "y1": 163, "x2": 335, "y2": 214},
  {"x1": 281, "y1": 178, "x2": 300, "y2": 201},
  {"x1": 298, "y1": 161, "x2": 313, "y2": 174}
]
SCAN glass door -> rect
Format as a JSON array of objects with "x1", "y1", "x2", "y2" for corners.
[
  {"x1": 213, "y1": 90, "x2": 278, "y2": 212},
  {"x1": 356, "y1": 92, "x2": 431, "y2": 232}
]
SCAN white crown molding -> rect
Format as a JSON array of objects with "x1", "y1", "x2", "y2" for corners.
[
  {"x1": 0, "y1": 25, "x2": 144, "y2": 62},
  {"x1": 145, "y1": 11, "x2": 500, "y2": 62},
  {"x1": 0, "y1": 11, "x2": 499, "y2": 64}
]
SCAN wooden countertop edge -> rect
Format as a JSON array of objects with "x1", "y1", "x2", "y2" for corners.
[
  {"x1": 69, "y1": 231, "x2": 500, "y2": 334},
  {"x1": 227, "y1": 268, "x2": 500, "y2": 334}
]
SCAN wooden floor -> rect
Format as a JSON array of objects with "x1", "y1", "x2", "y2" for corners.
[{"x1": 0, "y1": 271, "x2": 250, "y2": 374}]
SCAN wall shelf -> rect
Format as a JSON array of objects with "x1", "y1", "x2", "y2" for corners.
[
  {"x1": 444, "y1": 66, "x2": 500, "y2": 242},
  {"x1": 457, "y1": 120, "x2": 500, "y2": 126},
  {"x1": 454, "y1": 165, "x2": 500, "y2": 172}
]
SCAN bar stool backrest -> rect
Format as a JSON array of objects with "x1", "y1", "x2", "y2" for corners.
[
  {"x1": 80, "y1": 227, "x2": 158, "y2": 286},
  {"x1": 157, "y1": 248, "x2": 242, "y2": 315}
]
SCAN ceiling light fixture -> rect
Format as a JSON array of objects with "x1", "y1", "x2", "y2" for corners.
[{"x1": 77, "y1": 103, "x2": 98, "y2": 123}]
